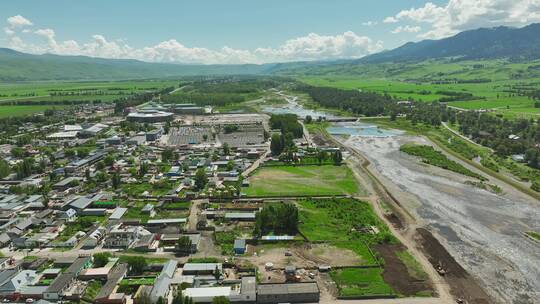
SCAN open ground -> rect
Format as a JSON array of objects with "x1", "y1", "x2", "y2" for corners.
[
  {"x1": 338, "y1": 132, "x2": 540, "y2": 304},
  {"x1": 243, "y1": 165, "x2": 364, "y2": 197}
]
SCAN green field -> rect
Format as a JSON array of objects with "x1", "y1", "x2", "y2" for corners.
[
  {"x1": 298, "y1": 198, "x2": 396, "y2": 265},
  {"x1": 297, "y1": 59, "x2": 540, "y2": 119},
  {"x1": 331, "y1": 268, "x2": 394, "y2": 297},
  {"x1": 244, "y1": 165, "x2": 362, "y2": 197},
  {"x1": 0, "y1": 105, "x2": 67, "y2": 118},
  {"x1": 0, "y1": 80, "x2": 178, "y2": 104}
]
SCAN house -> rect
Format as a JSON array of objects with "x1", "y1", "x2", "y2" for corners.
[
  {"x1": 109, "y1": 207, "x2": 128, "y2": 222},
  {"x1": 95, "y1": 263, "x2": 128, "y2": 304},
  {"x1": 146, "y1": 129, "x2": 163, "y2": 142},
  {"x1": 234, "y1": 239, "x2": 246, "y2": 255},
  {"x1": 52, "y1": 177, "x2": 80, "y2": 191},
  {"x1": 224, "y1": 212, "x2": 256, "y2": 222},
  {"x1": 184, "y1": 287, "x2": 231, "y2": 303},
  {"x1": 167, "y1": 166, "x2": 182, "y2": 177},
  {"x1": 141, "y1": 204, "x2": 155, "y2": 217},
  {"x1": 64, "y1": 151, "x2": 106, "y2": 173},
  {"x1": 104, "y1": 225, "x2": 151, "y2": 249},
  {"x1": 43, "y1": 257, "x2": 92, "y2": 301},
  {"x1": 256, "y1": 282, "x2": 320, "y2": 304},
  {"x1": 182, "y1": 263, "x2": 222, "y2": 276},
  {"x1": 69, "y1": 196, "x2": 97, "y2": 212},
  {"x1": 58, "y1": 208, "x2": 77, "y2": 222},
  {"x1": 0, "y1": 270, "x2": 38, "y2": 298},
  {"x1": 149, "y1": 260, "x2": 177, "y2": 303},
  {"x1": 132, "y1": 234, "x2": 157, "y2": 252}
]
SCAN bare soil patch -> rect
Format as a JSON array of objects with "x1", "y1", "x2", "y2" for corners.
[
  {"x1": 374, "y1": 243, "x2": 433, "y2": 297},
  {"x1": 416, "y1": 228, "x2": 492, "y2": 304}
]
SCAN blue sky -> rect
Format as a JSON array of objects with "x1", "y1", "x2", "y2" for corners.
[{"x1": 1, "y1": 0, "x2": 539, "y2": 64}]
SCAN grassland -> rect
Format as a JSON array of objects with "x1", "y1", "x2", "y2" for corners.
[
  {"x1": 0, "y1": 79, "x2": 179, "y2": 118},
  {"x1": 298, "y1": 198, "x2": 397, "y2": 265},
  {"x1": 330, "y1": 268, "x2": 394, "y2": 298},
  {"x1": 0, "y1": 105, "x2": 66, "y2": 118},
  {"x1": 298, "y1": 198, "x2": 405, "y2": 297},
  {"x1": 400, "y1": 144, "x2": 485, "y2": 180},
  {"x1": 0, "y1": 80, "x2": 179, "y2": 103},
  {"x1": 244, "y1": 165, "x2": 362, "y2": 197},
  {"x1": 297, "y1": 59, "x2": 540, "y2": 119}
]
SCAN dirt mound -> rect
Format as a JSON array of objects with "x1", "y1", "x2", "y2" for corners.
[
  {"x1": 416, "y1": 228, "x2": 492, "y2": 304},
  {"x1": 374, "y1": 243, "x2": 433, "y2": 296}
]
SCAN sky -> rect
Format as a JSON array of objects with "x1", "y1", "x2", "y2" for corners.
[{"x1": 1, "y1": 0, "x2": 539, "y2": 64}]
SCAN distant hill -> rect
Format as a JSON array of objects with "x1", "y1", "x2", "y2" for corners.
[
  {"x1": 360, "y1": 23, "x2": 540, "y2": 63},
  {"x1": 0, "y1": 48, "x2": 274, "y2": 81},
  {"x1": 2, "y1": 23, "x2": 540, "y2": 81}
]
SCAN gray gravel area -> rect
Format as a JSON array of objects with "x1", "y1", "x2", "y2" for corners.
[{"x1": 343, "y1": 135, "x2": 540, "y2": 304}]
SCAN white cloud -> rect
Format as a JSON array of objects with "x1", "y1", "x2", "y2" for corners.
[
  {"x1": 391, "y1": 25, "x2": 422, "y2": 34},
  {"x1": 383, "y1": 16, "x2": 398, "y2": 23},
  {"x1": 387, "y1": 0, "x2": 540, "y2": 39},
  {"x1": 254, "y1": 31, "x2": 383, "y2": 62},
  {"x1": 3, "y1": 15, "x2": 383, "y2": 64},
  {"x1": 7, "y1": 15, "x2": 33, "y2": 28},
  {"x1": 4, "y1": 27, "x2": 14, "y2": 35},
  {"x1": 362, "y1": 21, "x2": 378, "y2": 26}
]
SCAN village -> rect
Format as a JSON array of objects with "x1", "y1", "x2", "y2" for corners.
[{"x1": 0, "y1": 99, "x2": 372, "y2": 304}]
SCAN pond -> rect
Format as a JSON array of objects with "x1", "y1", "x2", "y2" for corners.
[{"x1": 261, "y1": 95, "x2": 336, "y2": 119}]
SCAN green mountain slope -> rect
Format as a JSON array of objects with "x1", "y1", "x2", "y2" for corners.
[{"x1": 0, "y1": 48, "x2": 273, "y2": 81}]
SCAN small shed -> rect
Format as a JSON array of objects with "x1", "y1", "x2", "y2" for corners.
[{"x1": 234, "y1": 239, "x2": 246, "y2": 255}]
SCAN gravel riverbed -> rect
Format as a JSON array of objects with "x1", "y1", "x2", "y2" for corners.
[{"x1": 343, "y1": 135, "x2": 540, "y2": 304}]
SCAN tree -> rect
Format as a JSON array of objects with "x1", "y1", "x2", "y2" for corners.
[
  {"x1": 0, "y1": 159, "x2": 10, "y2": 179},
  {"x1": 176, "y1": 236, "x2": 192, "y2": 255},
  {"x1": 162, "y1": 148, "x2": 174, "y2": 162},
  {"x1": 104, "y1": 155, "x2": 115, "y2": 167},
  {"x1": 212, "y1": 296, "x2": 229, "y2": 304},
  {"x1": 139, "y1": 162, "x2": 149, "y2": 177},
  {"x1": 125, "y1": 256, "x2": 147, "y2": 275},
  {"x1": 213, "y1": 265, "x2": 222, "y2": 281},
  {"x1": 316, "y1": 150, "x2": 327, "y2": 165},
  {"x1": 15, "y1": 158, "x2": 34, "y2": 179},
  {"x1": 194, "y1": 168, "x2": 208, "y2": 190},
  {"x1": 254, "y1": 203, "x2": 298, "y2": 236},
  {"x1": 11, "y1": 147, "x2": 25, "y2": 158},
  {"x1": 157, "y1": 297, "x2": 165, "y2": 304},
  {"x1": 93, "y1": 252, "x2": 112, "y2": 267},
  {"x1": 226, "y1": 160, "x2": 234, "y2": 171},
  {"x1": 270, "y1": 134, "x2": 283, "y2": 155},
  {"x1": 172, "y1": 290, "x2": 184, "y2": 304},
  {"x1": 305, "y1": 115, "x2": 313, "y2": 124},
  {"x1": 332, "y1": 150, "x2": 343, "y2": 165},
  {"x1": 112, "y1": 172, "x2": 121, "y2": 189},
  {"x1": 222, "y1": 143, "x2": 230, "y2": 156}
]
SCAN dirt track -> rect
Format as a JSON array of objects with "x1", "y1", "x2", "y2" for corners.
[{"x1": 343, "y1": 135, "x2": 540, "y2": 304}]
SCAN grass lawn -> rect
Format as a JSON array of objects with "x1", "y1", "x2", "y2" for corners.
[
  {"x1": 331, "y1": 268, "x2": 394, "y2": 297},
  {"x1": 244, "y1": 165, "x2": 362, "y2": 196}
]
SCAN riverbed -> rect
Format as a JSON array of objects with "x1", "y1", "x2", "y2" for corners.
[{"x1": 342, "y1": 135, "x2": 540, "y2": 304}]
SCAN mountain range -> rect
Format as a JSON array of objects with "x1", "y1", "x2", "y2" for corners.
[{"x1": 1, "y1": 23, "x2": 539, "y2": 81}]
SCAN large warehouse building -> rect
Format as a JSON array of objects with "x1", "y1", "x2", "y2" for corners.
[{"x1": 127, "y1": 110, "x2": 173, "y2": 123}]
